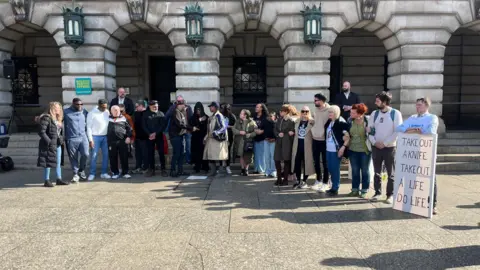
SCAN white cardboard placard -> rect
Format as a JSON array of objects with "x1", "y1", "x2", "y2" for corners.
[{"x1": 393, "y1": 133, "x2": 438, "y2": 218}]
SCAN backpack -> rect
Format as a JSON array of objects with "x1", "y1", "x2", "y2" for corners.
[{"x1": 373, "y1": 109, "x2": 396, "y2": 123}]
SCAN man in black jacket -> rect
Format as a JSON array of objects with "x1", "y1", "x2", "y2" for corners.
[
  {"x1": 110, "y1": 87, "x2": 135, "y2": 116},
  {"x1": 168, "y1": 100, "x2": 192, "y2": 177},
  {"x1": 143, "y1": 100, "x2": 167, "y2": 177},
  {"x1": 334, "y1": 81, "x2": 361, "y2": 121},
  {"x1": 132, "y1": 100, "x2": 148, "y2": 174}
]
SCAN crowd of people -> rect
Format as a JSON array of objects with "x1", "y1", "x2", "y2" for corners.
[{"x1": 36, "y1": 82, "x2": 439, "y2": 214}]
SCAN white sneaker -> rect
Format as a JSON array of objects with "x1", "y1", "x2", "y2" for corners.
[
  {"x1": 123, "y1": 174, "x2": 131, "y2": 179},
  {"x1": 71, "y1": 174, "x2": 80, "y2": 183},
  {"x1": 370, "y1": 194, "x2": 382, "y2": 202},
  {"x1": 112, "y1": 174, "x2": 120, "y2": 179},
  {"x1": 385, "y1": 196, "x2": 393, "y2": 204},
  {"x1": 78, "y1": 171, "x2": 86, "y2": 180},
  {"x1": 87, "y1": 175, "x2": 95, "y2": 181},
  {"x1": 310, "y1": 180, "x2": 322, "y2": 190},
  {"x1": 100, "y1": 173, "x2": 111, "y2": 179},
  {"x1": 300, "y1": 182, "x2": 309, "y2": 189},
  {"x1": 318, "y1": 183, "x2": 328, "y2": 193},
  {"x1": 226, "y1": 166, "x2": 232, "y2": 175}
]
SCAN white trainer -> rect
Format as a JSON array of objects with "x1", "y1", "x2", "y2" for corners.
[
  {"x1": 226, "y1": 166, "x2": 232, "y2": 175},
  {"x1": 71, "y1": 174, "x2": 80, "y2": 183},
  {"x1": 318, "y1": 183, "x2": 328, "y2": 193},
  {"x1": 100, "y1": 173, "x2": 111, "y2": 179},
  {"x1": 123, "y1": 174, "x2": 131, "y2": 179},
  {"x1": 370, "y1": 194, "x2": 382, "y2": 202},
  {"x1": 385, "y1": 196, "x2": 393, "y2": 204},
  {"x1": 310, "y1": 180, "x2": 322, "y2": 190},
  {"x1": 300, "y1": 182, "x2": 309, "y2": 189},
  {"x1": 87, "y1": 175, "x2": 95, "y2": 181},
  {"x1": 112, "y1": 174, "x2": 120, "y2": 179}
]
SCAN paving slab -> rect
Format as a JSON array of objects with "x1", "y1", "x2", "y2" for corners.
[{"x1": 156, "y1": 208, "x2": 230, "y2": 233}]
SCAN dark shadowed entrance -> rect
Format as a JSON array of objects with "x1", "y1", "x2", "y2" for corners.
[{"x1": 149, "y1": 56, "x2": 176, "y2": 112}]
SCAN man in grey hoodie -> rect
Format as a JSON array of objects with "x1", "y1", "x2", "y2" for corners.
[{"x1": 64, "y1": 98, "x2": 89, "y2": 182}]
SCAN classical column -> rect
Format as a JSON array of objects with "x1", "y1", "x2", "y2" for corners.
[{"x1": 0, "y1": 51, "x2": 12, "y2": 128}]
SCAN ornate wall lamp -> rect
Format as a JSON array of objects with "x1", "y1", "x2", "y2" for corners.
[
  {"x1": 62, "y1": 0, "x2": 85, "y2": 51},
  {"x1": 183, "y1": 1, "x2": 204, "y2": 50},
  {"x1": 301, "y1": 3, "x2": 322, "y2": 50}
]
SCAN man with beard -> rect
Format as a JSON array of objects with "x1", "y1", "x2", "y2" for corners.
[
  {"x1": 310, "y1": 93, "x2": 331, "y2": 192},
  {"x1": 143, "y1": 100, "x2": 167, "y2": 177},
  {"x1": 367, "y1": 92, "x2": 403, "y2": 204},
  {"x1": 132, "y1": 100, "x2": 148, "y2": 174},
  {"x1": 110, "y1": 87, "x2": 134, "y2": 116},
  {"x1": 334, "y1": 81, "x2": 361, "y2": 121},
  {"x1": 64, "y1": 98, "x2": 89, "y2": 182}
]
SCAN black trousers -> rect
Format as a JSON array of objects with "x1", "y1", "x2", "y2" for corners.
[
  {"x1": 312, "y1": 140, "x2": 328, "y2": 183},
  {"x1": 372, "y1": 147, "x2": 396, "y2": 196},
  {"x1": 294, "y1": 141, "x2": 308, "y2": 182},
  {"x1": 134, "y1": 139, "x2": 147, "y2": 170},
  {"x1": 146, "y1": 135, "x2": 165, "y2": 170},
  {"x1": 109, "y1": 141, "x2": 128, "y2": 175}
]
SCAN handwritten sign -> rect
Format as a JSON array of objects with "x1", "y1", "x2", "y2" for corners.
[
  {"x1": 75, "y1": 78, "x2": 92, "y2": 95},
  {"x1": 393, "y1": 133, "x2": 437, "y2": 218}
]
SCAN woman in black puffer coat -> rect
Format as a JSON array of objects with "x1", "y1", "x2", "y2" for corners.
[{"x1": 37, "y1": 101, "x2": 69, "y2": 187}]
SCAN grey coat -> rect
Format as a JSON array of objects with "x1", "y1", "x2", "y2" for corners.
[{"x1": 274, "y1": 116, "x2": 295, "y2": 161}]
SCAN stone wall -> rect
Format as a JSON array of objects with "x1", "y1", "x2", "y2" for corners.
[
  {"x1": 331, "y1": 29, "x2": 387, "y2": 111},
  {"x1": 219, "y1": 33, "x2": 284, "y2": 106},
  {"x1": 443, "y1": 28, "x2": 480, "y2": 128}
]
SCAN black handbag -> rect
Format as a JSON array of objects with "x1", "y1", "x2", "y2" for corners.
[{"x1": 243, "y1": 140, "x2": 254, "y2": 153}]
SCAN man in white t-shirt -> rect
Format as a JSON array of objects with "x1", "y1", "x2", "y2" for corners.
[{"x1": 368, "y1": 92, "x2": 403, "y2": 204}]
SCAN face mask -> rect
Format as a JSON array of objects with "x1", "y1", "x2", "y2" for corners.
[{"x1": 342, "y1": 88, "x2": 349, "y2": 92}]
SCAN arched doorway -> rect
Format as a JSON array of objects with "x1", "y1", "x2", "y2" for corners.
[
  {"x1": 443, "y1": 28, "x2": 480, "y2": 130},
  {"x1": 330, "y1": 28, "x2": 388, "y2": 111}
]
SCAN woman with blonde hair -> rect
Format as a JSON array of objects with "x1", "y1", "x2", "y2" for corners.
[
  {"x1": 274, "y1": 105, "x2": 295, "y2": 186},
  {"x1": 324, "y1": 105, "x2": 350, "y2": 195},
  {"x1": 291, "y1": 106, "x2": 315, "y2": 189},
  {"x1": 231, "y1": 109, "x2": 257, "y2": 175},
  {"x1": 37, "y1": 102, "x2": 68, "y2": 187}
]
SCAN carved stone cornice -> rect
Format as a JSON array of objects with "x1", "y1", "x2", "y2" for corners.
[
  {"x1": 126, "y1": 0, "x2": 145, "y2": 21},
  {"x1": 244, "y1": 0, "x2": 262, "y2": 20},
  {"x1": 9, "y1": 0, "x2": 29, "y2": 21},
  {"x1": 361, "y1": 0, "x2": 378, "y2": 20}
]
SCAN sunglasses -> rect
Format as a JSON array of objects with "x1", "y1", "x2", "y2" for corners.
[
  {"x1": 301, "y1": 110, "x2": 309, "y2": 113},
  {"x1": 74, "y1": 103, "x2": 83, "y2": 106}
]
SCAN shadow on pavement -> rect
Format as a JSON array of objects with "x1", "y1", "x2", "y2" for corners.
[{"x1": 321, "y1": 245, "x2": 480, "y2": 270}]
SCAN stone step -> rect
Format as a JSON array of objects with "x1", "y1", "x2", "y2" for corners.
[
  {"x1": 442, "y1": 131, "x2": 480, "y2": 139},
  {"x1": 436, "y1": 162, "x2": 480, "y2": 173},
  {"x1": 437, "y1": 145, "x2": 480, "y2": 154},
  {"x1": 437, "y1": 139, "x2": 480, "y2": 146},
  {"x1": 436, "y1": 154, "x2": 480, "y2": 162}
]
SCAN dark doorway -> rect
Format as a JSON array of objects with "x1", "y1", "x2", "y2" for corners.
[
  {"x1": 232, "y1": 57, "x2": 267, "y2": 105},
  {"x1": 329, "y1": 55, "x2": 342, "y2": 104},
  {"x1": 12, "y1": 57, "x2": 39, "y2": 105},
  {"x1": 149, "y1": 56, "x2": 176, "y2": 112}
]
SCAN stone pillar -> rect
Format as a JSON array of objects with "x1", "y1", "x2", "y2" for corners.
[
  {"x1": 283, "y1": 44, "x2": 332, "y2": 110},
  {"x1": 0, "y1": 51, "x2": 12, "y2": 129},
  {"x1": 59, "y1": 43, "x2": 117, "y2": 111},
  {"x1": 387, "y1": 44, "x2": 447, "y2": 133}
]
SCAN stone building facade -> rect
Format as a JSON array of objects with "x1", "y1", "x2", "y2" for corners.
[{"x1": 0, "y1": 0, "x2": 480, "y2": 133}]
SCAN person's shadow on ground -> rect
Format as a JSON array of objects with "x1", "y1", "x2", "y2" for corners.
[{"x1": 321, "y1": 245, "x2": 480, "y2": 270}]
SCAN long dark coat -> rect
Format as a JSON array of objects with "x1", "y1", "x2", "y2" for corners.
[
  {"x1": 37, "y1": 114, "x2": 63, "y2": 168},
  {"x1": 274, "y1": 116, "x2": 295, "y2": 161}
]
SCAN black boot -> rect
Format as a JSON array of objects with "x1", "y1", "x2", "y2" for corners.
[
  {"x1": 44, "y1": 180, "x2": 54, "y2": 188},
  {"x1": 56, "y1": 179, "x2": 70, "y2": 185},
  {"x1": 170, "y1": 169, "x2": 178, "y2": 178},
  {"x1": 241, "y1": 169, "x2": 246, "y2": 176}
]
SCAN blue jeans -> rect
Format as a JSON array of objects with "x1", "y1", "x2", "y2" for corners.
[
  {"x1": 264, "y1": 140, "x2": 276, "y2": 176},
  {"x1": 66, "y1": 137, "x2": 89, "y2": 174},
  {"x1": 184, "y1": 133, "x2": 191, "y2": 164},
  {"x1": 170, "y1": 136, "x2": 184, "y2": 172},
  {"x1": 254, "y1": 141, "x2": 266, "y2": 173},
  {"x1": 44, "y1": 146, "x2": 62, "y2": 180},
  {"x1": 349, "y1": 150, "x2": 371, "y2": 193},
  {"x1": 326, "y1": 151, "x2": 341, "y2": 191},
  {"x1": 89, "y1": 135, "x2": 109, "y2": 176}
]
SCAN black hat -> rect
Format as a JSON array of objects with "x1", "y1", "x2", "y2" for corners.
[
  {"x1": 98, "y1": 99, "x2": 108, "y2": 105},
  {"x1": 149, "y1": 100, "x2": 158, "y2": 105},
  {"x1": 208, "y1": 101, "x2": 219, "y2": 108},
  {"x1": 136, "y1": 100, "x2": 146, "y2": 106}
]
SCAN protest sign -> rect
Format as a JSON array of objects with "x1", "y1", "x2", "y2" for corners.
[{"x1": 393, "y1": 133, "x2": 437, "y2": 218}]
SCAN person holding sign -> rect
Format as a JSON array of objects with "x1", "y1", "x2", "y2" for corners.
[
  {"x1": 396, "y1": 97, "x2": 439, "y2": 215},
  {"x1": 347, "y1": 103, "x2": 372, "y2": 198},
  {"x1": 368, "y1": 92, "x2": 403, "y2": 204},
  {"x1": 324, "y1": 105, "x2": 351, "y2": 196}
]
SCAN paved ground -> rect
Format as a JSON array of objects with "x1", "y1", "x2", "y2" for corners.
[{"x1": 0, "y1": 168, "x2": 478, "y2": 270}]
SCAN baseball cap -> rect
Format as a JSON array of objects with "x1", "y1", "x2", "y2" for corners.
[
  {"x1": 149, "y1": 100, "x2": 158, "y2": 105},
  {"x1": 208, "y1": 101, "x2": 219, "y2": 108}
]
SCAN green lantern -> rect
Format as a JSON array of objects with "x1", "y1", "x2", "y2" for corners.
[
  {"x1": 184, "y1": 2, "x2": 204, "y2": 50},
  {"x1": 62, "y1": 0, "x2": 85, "y2": 51},
  {"x1": 301, "y1": 4, "x2": 322, "y2": 50}
]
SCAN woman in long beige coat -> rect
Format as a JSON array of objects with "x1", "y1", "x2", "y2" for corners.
[
  {"x1": 291, "y1": 105, "x2": 315, "y2": 189},
  {"x1": 274, "y1": 105, "x2": 295, "y2": 186},
  {"x1": 203, "y1": 102, "x2": 229, "y2": 176},
  {"x1": 231, "y1": 109, "x2": 257, "y2": 176}
]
